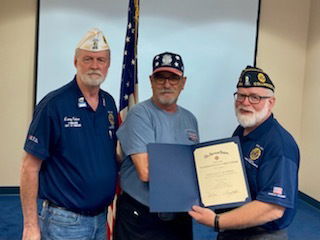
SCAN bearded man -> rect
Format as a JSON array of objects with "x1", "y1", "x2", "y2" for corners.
[
  {"x1": 113, "y1": 52, "x2": 199, "y2": 240},
  {"x1": 20, "y1": 28, "x2": 118, "y2": 240},
  {"x1": 189, "y1": 66, "x2": 300, "y2": 240}
]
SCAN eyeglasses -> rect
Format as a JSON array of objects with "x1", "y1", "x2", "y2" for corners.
[
  {"x1": 233, "y1": 92, "x2": 271, "y2": 104},
  {"x1": 152, "y1": 74, "x2": 182, "y2": 85}
]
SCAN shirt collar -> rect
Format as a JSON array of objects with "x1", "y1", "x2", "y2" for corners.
[
  {"x1": 71, "y1": 75, "x2": 106, "y2": 109},
  {"x1": 239, "y1": 114, "x2": 274, "y2": 140}
]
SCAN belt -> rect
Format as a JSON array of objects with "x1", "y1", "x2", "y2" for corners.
[{"x1": 43, "y1": 200, "x2": 106, "y2": 217}]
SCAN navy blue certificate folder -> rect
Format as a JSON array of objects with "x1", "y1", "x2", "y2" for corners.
[{"x1": 147, "y1": 137, "x2": 251, "y2": 212}]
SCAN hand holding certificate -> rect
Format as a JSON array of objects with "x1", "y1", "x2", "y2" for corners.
[{"x1": 147, "y1": 137, "x2": 251, "y2": 212}]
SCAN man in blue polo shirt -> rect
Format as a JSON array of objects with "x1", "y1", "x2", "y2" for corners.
[
  {"x1": 20, "y1": 28, "x2": 118, "y2": 240},
  {"x1": 189, "y1": 66, "x2": 300, "y2": 240}
]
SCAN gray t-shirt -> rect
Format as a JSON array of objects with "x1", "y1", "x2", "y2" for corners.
[{"x1": 117, "y1": 98, "x2": 199, "y2": 206}]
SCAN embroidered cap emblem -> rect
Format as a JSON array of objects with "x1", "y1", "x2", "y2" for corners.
[{"x1": 258, "y1": 73, "x2": 266, "y2": 83}]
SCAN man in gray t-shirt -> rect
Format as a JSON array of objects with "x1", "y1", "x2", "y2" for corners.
[{"x1": 114, "y1": 52, "x2": 199, "y2": 240}]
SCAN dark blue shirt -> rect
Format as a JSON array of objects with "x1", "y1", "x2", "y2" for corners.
[
  {"x1": 233, "y1": 114, "x2": 300, "y2": 230},
  {"x1": 24, "y1": 77, "x2": 118, "y2": 212}
]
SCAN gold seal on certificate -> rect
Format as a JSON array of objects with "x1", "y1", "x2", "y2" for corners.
[{"x1": 194, "y1": 142, "x2": 249, "y2": 207}]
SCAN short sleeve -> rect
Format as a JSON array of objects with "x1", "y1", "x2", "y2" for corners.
[
  {"x1": 116, "y1": 106, "x2": 155, "y2": 156},
  {"x1": 256, "y1": 155, "x2": 298, "y2": 209},
  {"x1": 24, "y1": 102, "x2": 60, "y2": 161}
]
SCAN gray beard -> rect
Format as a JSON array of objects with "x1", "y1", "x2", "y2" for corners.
[
  {"x1": 235, "y1": 105, "x2": 269, "y2": 128},
  {"x1": 157, "y1": 89, "x2": 178, "y2": 105},
  {"x1": 158, "y1": 96, "x2": 178, "y2": 105},
  {"x1": 79, "y1": 72, "x2": 105, "y2": 87}
]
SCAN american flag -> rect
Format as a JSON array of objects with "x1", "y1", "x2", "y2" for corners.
[
  {"x1": 272, "y1": 186, "x2": 283, "y2": 195},
  {"x1": 106, "y1": 0, "x2": 139, "y2": 239},
  {"x1": 119, "y1": 0, "x2": 139, "y2": 123}
]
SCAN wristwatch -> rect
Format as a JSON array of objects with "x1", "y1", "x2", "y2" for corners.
[{"x1": 214, "y1": 214, "x2": 220, "y2": 232}]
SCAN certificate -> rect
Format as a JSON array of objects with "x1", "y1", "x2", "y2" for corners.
[
  {"x1": 147, "y1": 137, "x2": 251, "y2": 212},
  {"x1": 194, "y1": 142, "x2": 249, "y2": 207}
]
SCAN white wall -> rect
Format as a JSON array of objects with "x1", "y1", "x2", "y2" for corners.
[
  {"x1": 300, "y1": 0, "x2": 320, "y2": 200},
  {"x1": 36, "y1": 0, "x2": 259, "y2": 141},
  {"x1": 256, "y1": 0, "x2": 310, "y2": 143},
  {"x1": 0, "y1": 0, "x2": 36, "y2": 186}
]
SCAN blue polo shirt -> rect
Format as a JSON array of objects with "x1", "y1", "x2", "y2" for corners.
[
  {"x1": 233, "y1": 114, "x2": 300, "y2": 230},
  {"x1": 24, "y1": 77, "x2": 118, "y2": 212}
]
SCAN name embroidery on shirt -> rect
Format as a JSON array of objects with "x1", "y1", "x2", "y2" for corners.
[
  {"x1": 28, "y1": 135, "x2": 38, "y2": 144},
  {"x1": 244, "y1": 157, "x2": 258, "y2": 168},
  {"x1": 64, "y1": 116, "x2": 82, "y2": 128}
]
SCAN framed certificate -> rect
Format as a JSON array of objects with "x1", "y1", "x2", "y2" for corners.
[{"x1": 147, "y1": 137, "x2": 251, "y2": 212}]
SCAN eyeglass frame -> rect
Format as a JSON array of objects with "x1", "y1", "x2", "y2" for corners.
[
  {"x1": 151, "y1": 73, "x2": 183, "y2": 85},
  {"x1": 233, "y1": 92, "x2": 272, "y2": 104}
]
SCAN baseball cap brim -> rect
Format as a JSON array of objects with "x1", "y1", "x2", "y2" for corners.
[{"x1": 152, "y1": 67, "x2": 183, "y2": 76}]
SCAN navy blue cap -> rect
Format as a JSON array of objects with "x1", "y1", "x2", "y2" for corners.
[
  {"x1": 152, "y1": 52, "x2": 184, "y2": 76},
  {"x1": 237, "y1": 66, "x2": 275, "y2": 92}
]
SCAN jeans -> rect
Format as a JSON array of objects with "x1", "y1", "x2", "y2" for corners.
[{"x1": 39, "y1": 203, "x2": 107, "y2": 240}]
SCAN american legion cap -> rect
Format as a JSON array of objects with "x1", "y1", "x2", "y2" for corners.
[
  {"x1": 237, "y1": 66, "x2": 275, "y2": 92},
  {"x1": 152, "y1": 52, "x2": 184, "y2": 77},
  {"x1": 76, "y1": 28, "x2": 109, "y2": 52}
]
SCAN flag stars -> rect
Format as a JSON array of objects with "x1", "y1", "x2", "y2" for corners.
[
  {"x1": 118, "y1": 1, "x2": 139, "y2": 114},
  {"x1": 174, "y1": 62, "x2": 179, "y2": 67}
]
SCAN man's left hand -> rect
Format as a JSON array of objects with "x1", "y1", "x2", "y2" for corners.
[{"x1": 188, "y1": 205, "x2": 216, "y2": 227}]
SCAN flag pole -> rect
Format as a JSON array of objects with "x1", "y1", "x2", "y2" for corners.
[{"x1": 107, "y1": 1, "x2": 140, "y2": 239}]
